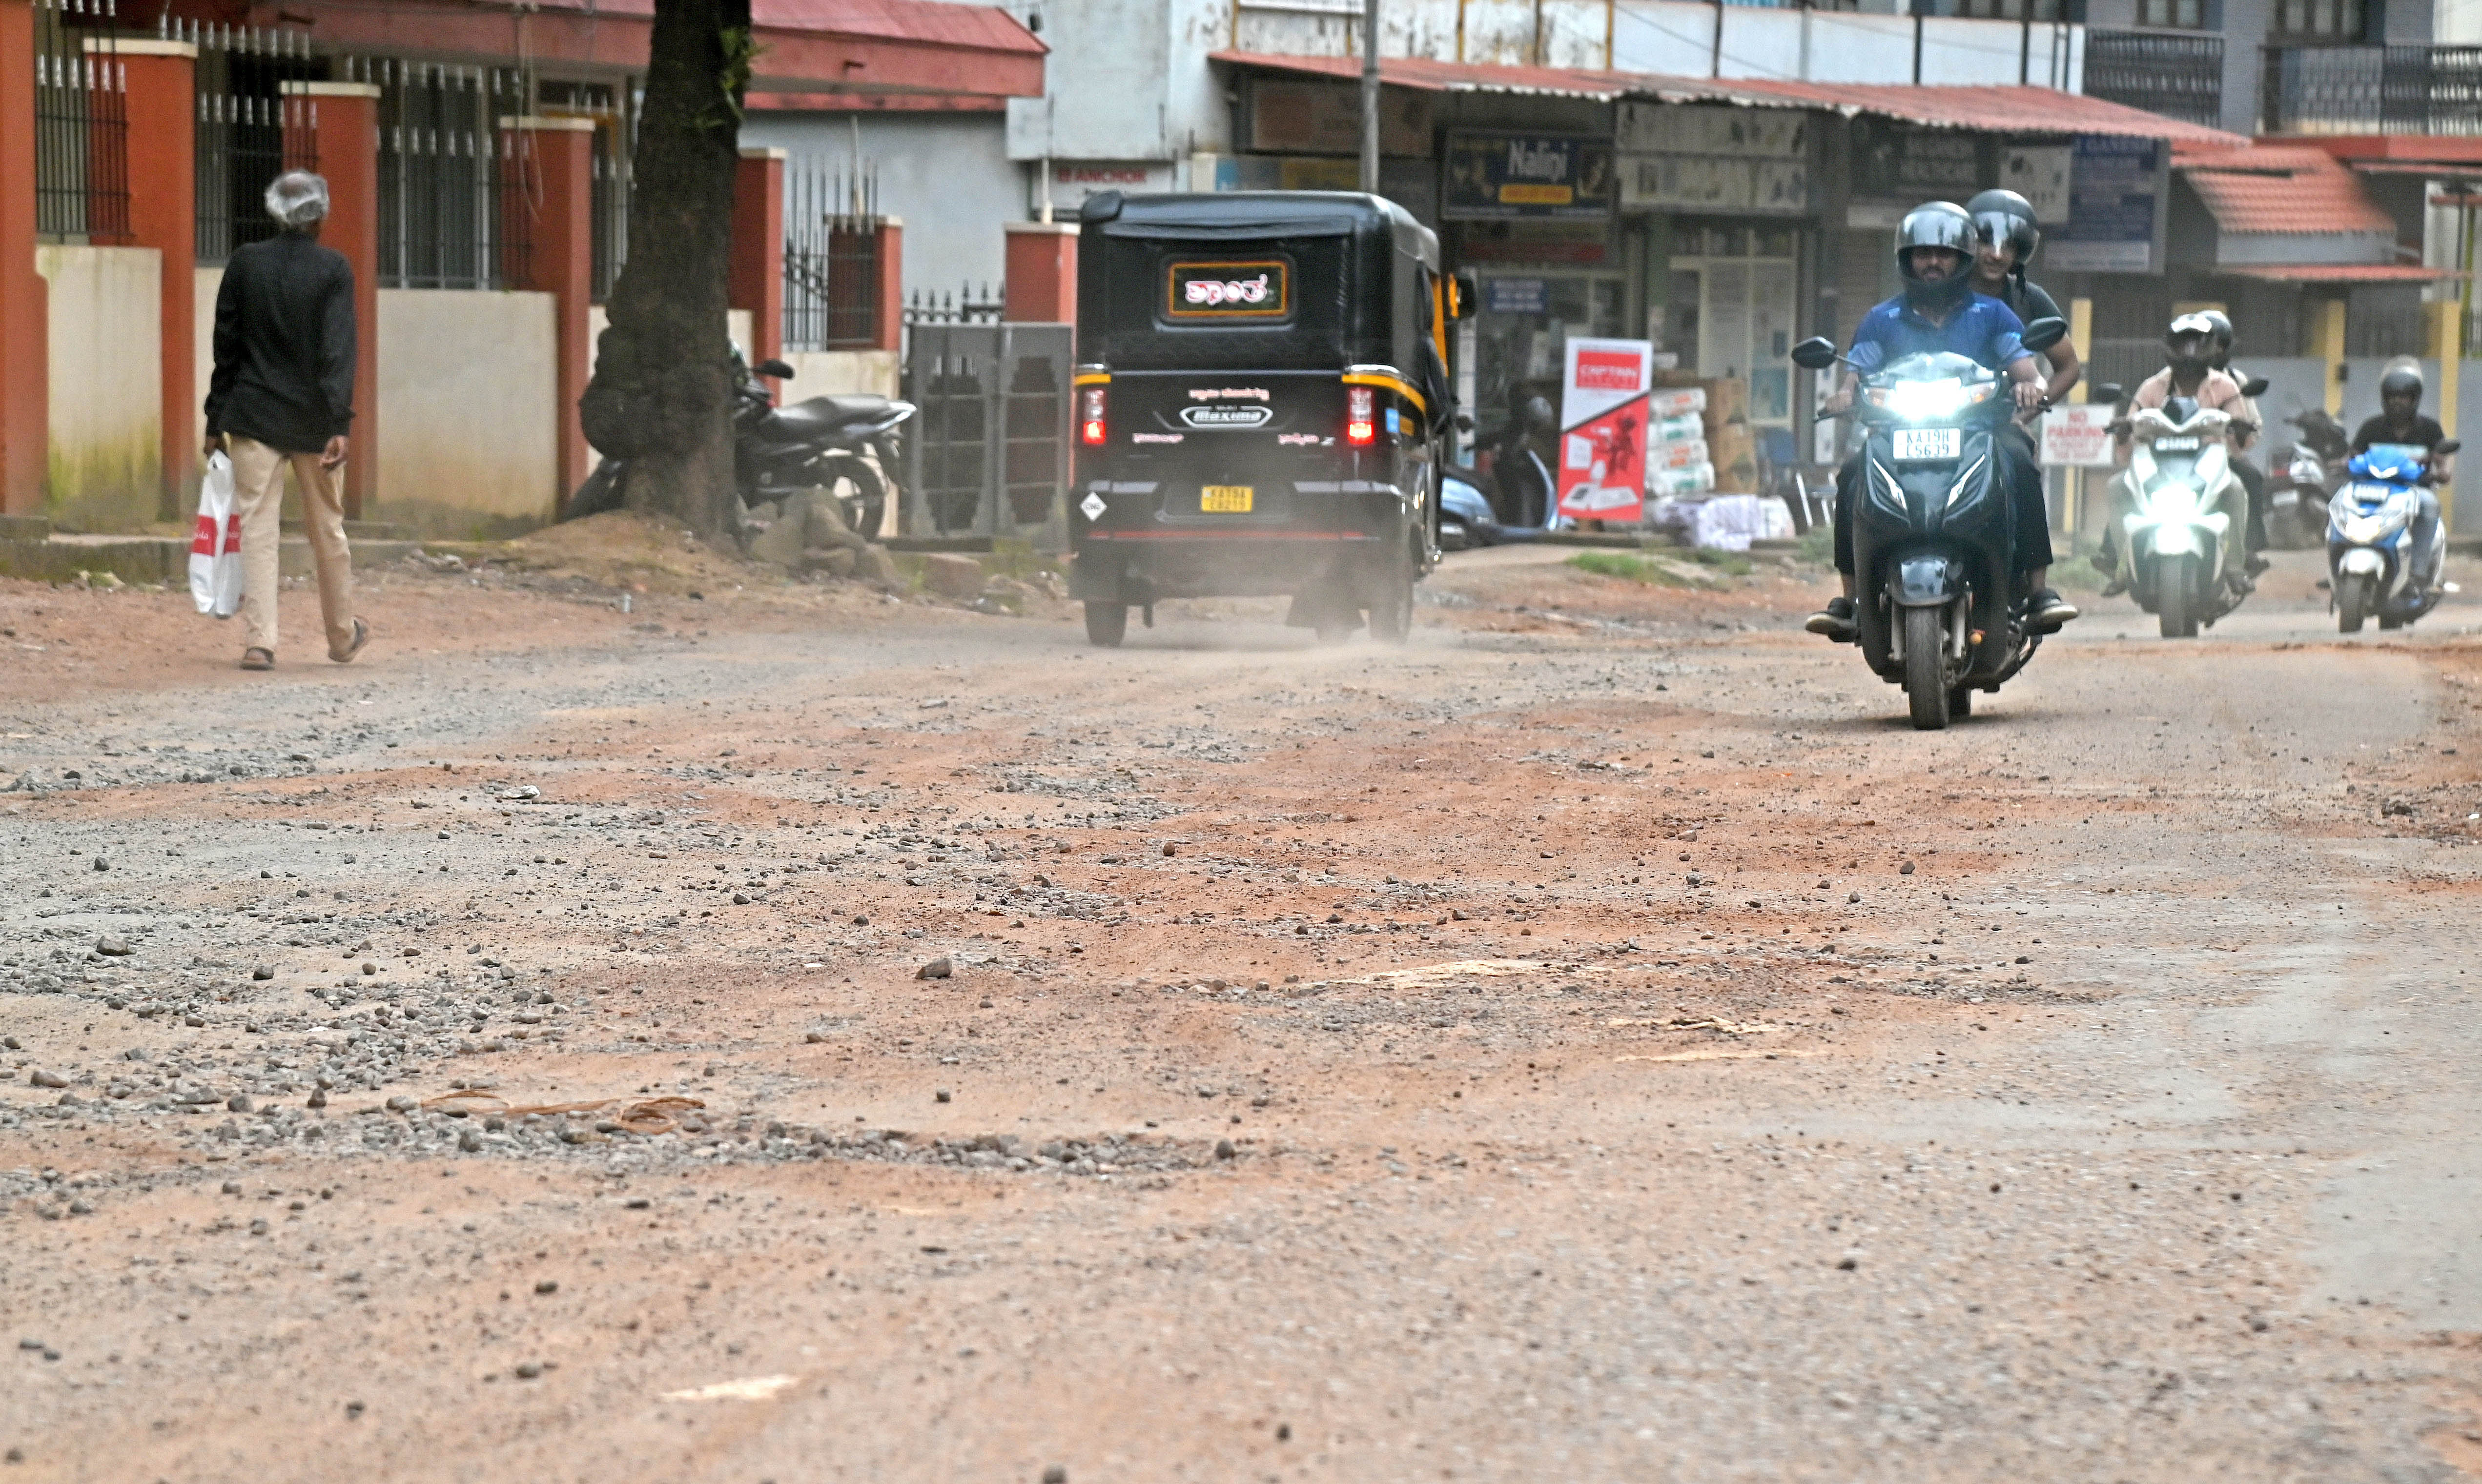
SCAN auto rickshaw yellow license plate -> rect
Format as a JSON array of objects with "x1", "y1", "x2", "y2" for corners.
[{"x1": 1200, "y1": 485, "x2": 1254, "y2": 512}]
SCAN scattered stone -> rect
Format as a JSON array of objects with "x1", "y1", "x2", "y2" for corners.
[
  {"x1": 919, "y1": 552, "x2": 988, "y2": 599},
  {"x1": 307, "y1": 1088, "x2": 328, "y2": 1110},
  {"x1": 1898, "y1": 861, "x2": 1916, "y2": 875},
  {"x1": 935, "y1": 1089, "x2": 953, "y2": 1103},
  {"x1": 384, "y1": 1095, "x2": 418, "y2": 1114},
  {"x1": 27, "y1": 1070, "x2": 66, "y2": 1089},
  {"x1": 534, "y1": 1280, "x2": 558, "y2": 1295},
  {"x1": 1161, "y1": 842, "x2": 1177, "y2": 857},
  {"x1": 91, "y1": 856, "x2": 108, "y2": 872},
  {"x1": 1215, "y1": 1138, "x2": 1236, "y2": 1159},
  {"x1": 226, "y1": 1094, "x2": 253, "y2": 1114},
  {"x1": 94, "y1": 935, "x2": 133, "y2": 956},
  {"x1": 917, "y1": 957, "x2": 953, "y2": 980},
  {"x1": 1043, "y1": 1468, "x2": 1068, "y2": 1484},
  {"x1": 513, "y1": 1362, "x2": 543, "y2": 1380}
]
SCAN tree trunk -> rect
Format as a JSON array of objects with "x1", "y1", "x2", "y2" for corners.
[{"x1": 576, "y1": 0, "x2": 753, "y2": 541}]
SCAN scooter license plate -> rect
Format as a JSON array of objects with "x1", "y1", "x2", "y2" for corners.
[
  {"x1": 1200, "y1": 485, "x2": 1254, "y2": 513},
  {"x1": 1892, "y1": 428, "x2": 1961, "y2": 461}
]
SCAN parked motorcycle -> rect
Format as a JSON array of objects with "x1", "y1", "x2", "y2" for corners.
[
  {"x1": 1789, "y1": 315, "x2": 2068, "y2": 731},
  {"x1": 2102, "y1": 393, "x2": 2251, "y2": 638},
  {"x1": 567, "y1": 353, "x2": 916, "y2": 537},
  {"x1": 1438, "y1": 469, "x2": 1549, "y2": 550},
  {"x1": 2268, "y1": 407, "x2": 2348, "y2": 549},
  {"x1": 2327, "y1": 440, "x2": 2457, "y2": 632}
]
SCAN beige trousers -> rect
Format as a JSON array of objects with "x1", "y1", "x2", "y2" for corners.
[{"x1": 228, "y1": 435, "x2": 355, "y2": 658}]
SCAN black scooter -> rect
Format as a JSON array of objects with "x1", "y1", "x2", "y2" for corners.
[
  {"x1": 567, "y1": 354, "x2": 916, "y2": 537},
  {"x1": 1792, "y1": 315, "x2": 2067, "y2": 730}
]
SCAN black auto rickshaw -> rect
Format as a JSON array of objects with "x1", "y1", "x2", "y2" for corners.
[{"x1": 1068, "y1": 190, "x2": 1469, "y2": 647}]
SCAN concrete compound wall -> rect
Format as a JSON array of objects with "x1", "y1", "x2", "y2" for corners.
[
  {"x1": 1612, "y1": 3, "x2": 2080, "y2": 86},
  {"x1": 783, "y1": 349, "x2": 899, "y2": 398},
  {"x1": 374, "y1": 288, "x2": 559, "y2": 538},
  {"x1": 39, "y1": 245, "x2": 162, "y2": 531}
]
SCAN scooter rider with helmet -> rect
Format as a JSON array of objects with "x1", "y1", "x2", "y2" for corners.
[
  {"x1": 2347, "y1": 361, "x2": 2452, "y2": 593},
  {"x1": 1808, "y1": 202, "x2": 2077, "y2": 641},
  {"x1": 2093, "y1": 312, "x2": 2259, "y2": 593},
  {"x1": 2197, "y1": 308, "x2": 2272, "y2": 569}
]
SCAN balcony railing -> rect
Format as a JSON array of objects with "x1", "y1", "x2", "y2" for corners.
[
  {"x1": 2264, "y1": 43, "x2": 2482, "y2": 136},
  {"x1": 2083, "y1": 31, "x2": 2226, "y2": 131}
]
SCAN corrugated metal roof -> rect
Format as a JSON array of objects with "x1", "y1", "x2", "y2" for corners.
[
  {"x1": 2179, "y1": 145, "x2": 2396, "y2": 236},
  {"x1": 2218, "y1": 263, "x2": 2459, "y2": 283},
  {"x1": 531, "y1": 0, "x2": 1045, "y2": 55},
  {"x1": 1209, "y1": 52, "x2": 2247, "y2": 146}
]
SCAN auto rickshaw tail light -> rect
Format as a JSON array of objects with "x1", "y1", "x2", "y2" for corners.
[
  {"x1": 1346, "y1": 386, "x2": 1376, "y2": 446},
  {"x1": 1080, "y1": 386, "x2": 1107, "y2": 446}
]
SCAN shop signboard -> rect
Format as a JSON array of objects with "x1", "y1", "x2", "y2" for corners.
[
  {"x1": 1248, "y1": 79, "x2": 1433, "y2": 157},
  {"x1": 2048, "y1": 135, "x2": 2164, "y2": 273},
  {"x1": 1443, "y1": 132, "x2": 1614, "y2": 221},
  {"x1": 1556, "y1": 338, "x2": 1655, "y2": 523},
  {"x1": 1484, "y1": 278, "x2": 1549, "y2": 315},
  {"x1": 2001, "y1": 145, "x2": 2072, "y2": 224},
  {"x1": 1615, "y1": 103, "x2": 1811, "y2": 216},
  {"x1": 1851, "y1": 119, "x2": 1982, "y2": 203}
]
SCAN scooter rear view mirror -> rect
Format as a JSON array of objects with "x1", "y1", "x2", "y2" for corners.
[
  {"x1": 754, "y1": 359, "x2": 796, "y2": 380},
  {"x1": 2020, "y1": 316, "x2": 2068, "y2": 353},
  {"x1": 1789, "y1": 336, "x2": 1839, "y2": 371},
  {"x1": 2091, "y1": 383, "x2": 2125, "y2": 407},
  {"x1": 2240, "y1": 376, "x2": 2270, "y2": 397},
  {"x1": 2440, "y1": 438, "x2": 2463, "y2": 456}
]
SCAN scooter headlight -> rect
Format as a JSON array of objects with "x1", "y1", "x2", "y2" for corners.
[
  {"x1": 1867, "y1": 378, "x2": 1987, "y2": 421},
  {"x1": 2338, "y1": 509, "x2": 2404, "y2": 545},
  {"x1": 2141, "y1": 481, "x2": 2200, "y2": 520}
]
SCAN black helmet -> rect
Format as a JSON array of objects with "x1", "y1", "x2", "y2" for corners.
[
  {"x1": 1965, "y1": 188, "x2": 2040, "y2": 271},
  {"x1": 2380, "y1": 363, "x2": 2424, "y2": 402},
  {"x1": 2166, "y1": 311, "x2": 2217, "y2": 375},
  {"x1": 1895, "y1": 202, "x2": 1976, "y2": 315},
  {"x1": 2197, "y1": 308, "x2": 2235, "y2": 367},
  {"x1": 1521, "y1": 395, "x2": 1556, "y2": 434}
]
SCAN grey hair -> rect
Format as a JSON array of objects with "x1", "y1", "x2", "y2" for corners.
[{"x1": 264, "y1": 170, "x2": 330, "y2": 228}]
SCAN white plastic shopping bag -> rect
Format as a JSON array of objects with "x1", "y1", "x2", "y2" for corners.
[{"x1": 189, "y1": 451, "x2": 242, "y2": 618}]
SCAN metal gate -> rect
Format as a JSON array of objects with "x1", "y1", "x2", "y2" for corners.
[{"x1": 902, "y1": 322, "x2": 1071, "y2": 548}]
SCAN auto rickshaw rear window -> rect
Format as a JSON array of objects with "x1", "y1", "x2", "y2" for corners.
[{"x1": 1165, "y1": 258, "x2": 1292, "y2": 322}]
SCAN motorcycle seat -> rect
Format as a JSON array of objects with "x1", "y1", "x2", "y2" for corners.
[{"x1": 766, "y1": 395, "x2": 894, "y2": 438}]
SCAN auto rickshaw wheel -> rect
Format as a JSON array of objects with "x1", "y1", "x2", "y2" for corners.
[
  {"x1": 1367, "y1": 546, "x2": 1416, "y2": 644},
  {"x1": 1083, "y1": 601, "x2": 1128, "y2": 648}
]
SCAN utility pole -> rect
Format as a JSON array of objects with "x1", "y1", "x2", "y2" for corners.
[{"x1": 1360, "y1": 0, "x2": 1380, "y2": 194}]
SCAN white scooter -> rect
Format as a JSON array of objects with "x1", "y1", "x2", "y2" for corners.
[{"x1": 2106, "y1": 396, "x2": 2252, "y2": 638}]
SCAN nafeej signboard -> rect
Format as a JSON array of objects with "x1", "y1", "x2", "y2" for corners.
[
  {"x1": 1443, "y1": 133, "x2": 1614, "y2": 221},
  {"x1": 2049, "y1": 135, "x2": 2165, "y2": 274},
  {"x1": 1557, "y1": 338, "x2": 1654, "y2": 523}
]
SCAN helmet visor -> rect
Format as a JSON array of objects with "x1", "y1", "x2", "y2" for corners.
[{"x1": 1972, "y1": 212, "x2": 2023, "y2": 257}]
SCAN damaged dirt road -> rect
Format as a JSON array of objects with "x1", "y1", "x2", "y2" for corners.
[{"x1": 6, "y1": 544, "x2": 2482, "y2": 1482}]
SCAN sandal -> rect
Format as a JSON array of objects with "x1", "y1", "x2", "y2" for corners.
[
  {"x1": 329, "y1": 617, "x2": 369, "y2": 664},
  {"x1": 240, "y1": 648, "x2": 274, "y2": 671}
]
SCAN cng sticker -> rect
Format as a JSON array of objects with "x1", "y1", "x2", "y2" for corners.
[{"x1": 1080, "y1": 492, "x2": 1108, "y2": 521}]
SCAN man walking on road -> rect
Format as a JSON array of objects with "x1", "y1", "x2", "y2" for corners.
[{"x1": 203, "y1": 170, "x2": 369, "y2": 671}]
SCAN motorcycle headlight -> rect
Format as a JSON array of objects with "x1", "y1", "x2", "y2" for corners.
[
  {"x1": 2338, "y1": 509, "x2": 2400, "y2": 545},
  {"x1": 1871, "y1": 378, "x2": 1975, "y2": 421},
  {"x1": 2142, "y1": 481, "x2": 2200, "y2": 520}
]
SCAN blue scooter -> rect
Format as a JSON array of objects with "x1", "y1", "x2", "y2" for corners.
[{"x1": 2326, "y1": 440, "x2": 2456, "y2": 633}]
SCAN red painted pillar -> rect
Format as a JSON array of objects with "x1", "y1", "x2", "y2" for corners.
[
  {"x1": 500, "y1": 116, "x2": 595, "y2": 505},
  {"x1": 1004, "y1": 221, "x2": 1077, "y2": 325},
  {"x1": 731, "y1": 146, "x2": 785, "y2": 374},
  {"x1": 0, "y1": 0, "x2": 47, "y2": 515},
  {"x1": 109, "y1": 38, "x2": 198, "y2": 515},
  {"x1": 282, "y1": 80, "x2": 379, "y2": 519},
  {"x1": 872, "y1": 217, "x2": 903, "y2": 353}
]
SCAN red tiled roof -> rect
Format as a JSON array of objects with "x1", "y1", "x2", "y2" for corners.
[
  {"x1": 1209, "y1": 52, "x2": 2248, "y2": 146},
  {"x1": 2178, "y1": 145, "x2": 2396, "y2": 236},
  {"x1": 2217, "y1": 264, "x2": 2460, "y2": 283}
]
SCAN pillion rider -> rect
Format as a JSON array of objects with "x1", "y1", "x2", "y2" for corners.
[{"x1": 1806, "y1": 202, "x2": 2079, "y2": 643}]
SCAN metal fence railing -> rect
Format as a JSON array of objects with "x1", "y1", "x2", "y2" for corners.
[
  {"x1": 782, "y1": 160, "x2": 881, "y2": 350},
  {"x1": 904, "y1": 284, "x2": 1007, "y2": 325},
  {"x1": 335, "y1": 55, "x2": 529, "y2": 289},
  {"x1": 183, "y1": 19, "x2": 320, "y2": 265},
  {"x1": 2265, "y1": 43, "x2": 2482, "y2": 136},
  {"x1": 34, "y1": 0, "x2": 127, "y2": 244},
  {"x1": 2081, "y1": 30, "x2": 2225, "y2": 130}
]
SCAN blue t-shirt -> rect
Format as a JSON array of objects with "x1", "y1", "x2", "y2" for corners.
[{"x1": 1846, "y1": 292, "x2": 2032, "y2": 374}]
